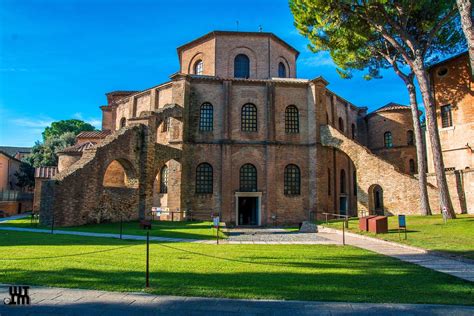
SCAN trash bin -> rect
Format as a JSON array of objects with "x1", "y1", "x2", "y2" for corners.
[
  {"x1": 359, "y1": 216, "x2": 377, "y2": 231},
  {"x1": 368, "y1": 216, "x2": 388, "y2": 234}
]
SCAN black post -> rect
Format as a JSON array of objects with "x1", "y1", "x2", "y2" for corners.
[
  {"x1": 120, "y1": 216, "x2": 123, "y2": 240},
  {"x1": 31, "y1": 213, "x2": 34, "y2": 227},
  {"x1": 146, "y1": 231, "x2": 150, "y2": 288},
  {"x1": 342, "y1": 220, "x2": 345, "y2": 246},
  {"x1": 50, "y1": 212, "x2": 54, "y2": 234},
  {"x1": 216, "y1": 225, "x2": 219, "y2": 245},
  {"x1": 345, "y1": 215, "x2": 349, "y2": 229},
  {"x1": 404, "y1": 227, "x2": 407, "y2": 240}
]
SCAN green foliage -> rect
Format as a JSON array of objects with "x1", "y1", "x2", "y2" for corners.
[
  {"x1": 14, "y1": 161, "x2": 35, "y2": 189},
  {"x1": 289, "y1": 0, "x2": 466, "y2": 79},
  {"x1": 25, "y1": 132, "x2": 77, "y2": 167},
  {"x1": 42, "y1": 119, "x2": 95, "y2": 142}
]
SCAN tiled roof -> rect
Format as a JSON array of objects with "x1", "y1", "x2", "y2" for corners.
[
  {"x1": 0, "y1": 146, "x2": 32, "y2": 157},
  {"x1": 58, "y1": 142, "x2": 96, "y2": 154},
  {"x1": 76, "y1": 130, "x2": 112, "y2": 139},
  {"x1": 35, "y1": 166, "x2": 59, "y2": 179},
  {"x1": 373, "y1": 102, "x2": 410, "y2": 113}
]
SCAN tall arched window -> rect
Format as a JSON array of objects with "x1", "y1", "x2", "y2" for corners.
[
  {"x1": 407, "y1": 130, "x2": 414, "y2": 145},
  {"x1": 340, "y1": 169, "x2": 346, "y2": 194},
  {"x1": 278, "y1": 62, "x2": 286, "y2": 78},
  {"x1": 160, "y1": 165, "x2": 168, "y2": 193},
  {"x1": 194, "y1": 60, "x2": 203, "y2": 75},
  {"x1": 285, "y1": 105, "x2": 299, "y2": 134},
  {"x1": 240, "y1": 164, "x2": 257, "y2": 192},
  {"x1": 120, "y1": 117, "x2": 126, "y2": 128},
  {"x1": 351, "y1": 124, "x2": 356, "y2": 140},
  {"x1": 241, "y1": 104, "x2": 257, "y2": 132},
  {"x1": 338, "y1": 117, "x2": 344, "y2": 132},
  {"x1": 199, "y1": 103, "x2": 213, "y2": 131},
  {"x1": 284, "y1": 164, "x2": 300, "y2": 195},
  {"x1": 234, "y1": 54, "x2": 250, "y2": 78},
  {"x1": 384, "y1": 132, "x2": 393, "y2": 148},
  {"x1": 196, "y1": 163, "x2": 213, "y2": 194},
  {"x1": 409, "y1": 159, "x2": 416, "y2": 174}
]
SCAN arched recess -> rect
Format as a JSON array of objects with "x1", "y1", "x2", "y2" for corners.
[
  {"x1": 187, "y1": 52, "x2": 204, "y2": 74},
  {"x1": 152, "y1": 159, "x2": 182, "y2": 218},
  {"x1": 228, "y1": 46, "x2": 258, "y2": 78},
  {"x1": 103, "y1": 158, "x2": 138, "y2": 188},
  {"x1": 368, "y1": 184, "x2": 384, "y2": 215}
]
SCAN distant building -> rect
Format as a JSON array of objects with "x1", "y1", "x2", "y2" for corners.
[
  {"x1": 0, "y1": 147, "x2": 33, "y2": 215},
  {"x1": 427, "y1": 52, "x2": 473, "y2": 213}
]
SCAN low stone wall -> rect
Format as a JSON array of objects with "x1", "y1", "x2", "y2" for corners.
[{"x1": 320, "y1": 125, "x2": 440, "y2": 215}]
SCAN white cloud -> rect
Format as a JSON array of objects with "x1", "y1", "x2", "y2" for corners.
[
  {"x1": 299, "y1": 53, "x2": 335, "y2": 67},
  {"x1": 10, "y1": 117, "x2": 53, "y2": 129},
  {"x1": 72, "y1": 112, "x2": 101, "y2": 129}
]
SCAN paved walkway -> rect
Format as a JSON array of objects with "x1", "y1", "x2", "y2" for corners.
[
  {"x1": 226, "y1": 228, "x2": 335, "y2": 244},
  {"x1": 0, "y1": 213, "x2": 30, "y2": 222},
  {"x1": 1, "y1": 285, "x2": 473, "y2": 315},
  {"x1": 317, "y1": 226, "x2": 474, "y2": 283}
]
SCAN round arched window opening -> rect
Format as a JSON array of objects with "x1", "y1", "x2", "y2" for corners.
[
  {"x1": 194, "y1": 60, "x2": 203, "y2": 75},
  {"x1": 437, "y1": 67, "x2": 448, "y2": 77}
]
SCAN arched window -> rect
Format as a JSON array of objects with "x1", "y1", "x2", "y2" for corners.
[
  {"x1": 162, "y1": 117, "x2": 171, "y2": 132},
  {"x1": 285, "y1": 105, "x2": 299, "y2": 134},
  {"x1": 120, "y1": 117, "x2": 126, "y2": 128},
  {"x1": 326, "y1": 113, "x2": 329, "y2": 124},
  {"x1": 351, "y1": 124, "x2": 356, "y2": 140},
  {"x1": 338, "y1": 117, "x2": 344, "y2": 132},
  {"x1": 340, "y1": 169, "x2": 346, "y2": 194},
  {"x1": 278, "y1": 62, "x2": 286, "y2": 78},
  {"x1": 194, "y1": 60, "x2": 203, "y2": 75},
  {"x1": 196, "y1": 163, "x2": 213, "y2": 194},
  {"x1": 240, "y1": 164, "x2": 257, "y2": 192},
  {"x1": 407, "y1": 130, "x2": 414, "y2": 145},
  {"x1": 409, "y1": 159, "x2": 416, "y2": 174},
  {"x1": 384, "y1": 132, "x2": 393, "y2": 148},
  {"x1": 241, "y1": 104, "x2": 257, "y2": 132},
  {"x1": 234, "y1": 54, "x2": 250, "y2": 78},
  {"x1": 199, "y1": 103, "x2": 213, "y2": 131},
  {"x1": 284, "y1": 164, "x2": 300, "y2": 195},
  {"x1": 160, "y1": 165, "x2": 168, "y2": 193}
]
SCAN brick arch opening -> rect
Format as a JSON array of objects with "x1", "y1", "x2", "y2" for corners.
[
  {"x1": 103, "y1": 158, "x2": 138, "y2": 188},
  {"x1": 368, "y1": 184, "x2": 384, "y2": 215}
]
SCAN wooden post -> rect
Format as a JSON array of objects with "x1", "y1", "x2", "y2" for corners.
[{"x1": 146, "y1": 231, "x2": 150, "y2": 288}]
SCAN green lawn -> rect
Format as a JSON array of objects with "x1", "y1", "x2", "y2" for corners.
[
  {"x1": 0, "y1": 218, "x2": 226, "y2": 240},
  {"x1": 0, "y1": 231, "x2": 473, "y2": 305},
  {"x1": 320, "y1": 214, "x2": 474, "y2": 259}
]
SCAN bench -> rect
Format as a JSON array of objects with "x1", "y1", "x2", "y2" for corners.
[{"x1": 139, "y1": 220, "x2": 152, "y2": 230}]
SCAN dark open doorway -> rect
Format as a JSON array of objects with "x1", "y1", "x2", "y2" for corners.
[{"x1": 238, "y1": 196, "x2": 258, "y2": 226}]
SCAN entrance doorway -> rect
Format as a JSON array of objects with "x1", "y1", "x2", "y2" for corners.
[{"x1": 238, "y1": 196, "x2": 258, "y2": 225}]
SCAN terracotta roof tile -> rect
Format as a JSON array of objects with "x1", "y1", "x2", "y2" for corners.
[
  {"x1": 58, "y1": 142, "x2": 96, "y2": 154},
  {"x1": 76, "y1": 130, "x2": 112, "y2": 139}
]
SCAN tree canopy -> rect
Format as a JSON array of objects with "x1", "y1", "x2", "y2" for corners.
[{"x1": 42, "y1": 119, "x2": 95, "y2": 141}]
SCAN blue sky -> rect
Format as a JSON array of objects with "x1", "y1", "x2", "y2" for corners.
[{"x1": 0, "y1": 0, "x2": 416, "y2": 147}]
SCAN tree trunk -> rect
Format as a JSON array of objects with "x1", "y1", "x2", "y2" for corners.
[
  {"x1": 456, "y1": 0, "x2": 474, "y2": 78},
  {"x1": 406, "y1": 79, "x2": 432, "y2": 216},
  {"x1": 413, "y1": 58, "x2": 456, "y2": 219}
]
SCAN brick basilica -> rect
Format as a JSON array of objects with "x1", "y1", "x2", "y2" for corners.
[{"x1": 38, "y1": 31, "x2": 447, "y2": 227}]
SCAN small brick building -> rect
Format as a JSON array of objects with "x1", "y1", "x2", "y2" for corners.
[{"x1": 38, "y1": 31, "x2": 444, "y2": 227}]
